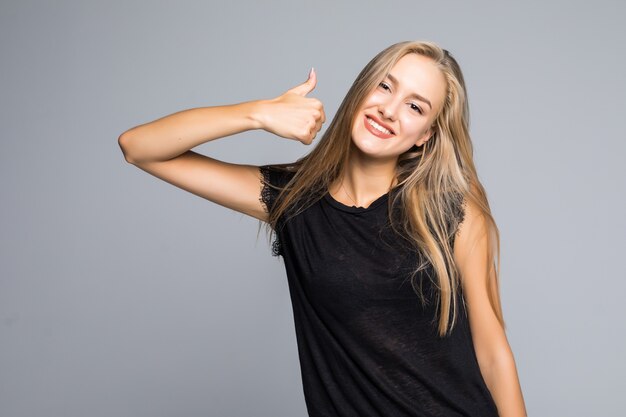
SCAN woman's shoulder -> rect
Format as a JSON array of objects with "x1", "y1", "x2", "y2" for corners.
[
  {"x1": 259, "y1": 163, "x2": 298, "y2": 188},
  {"x1": 259, "y1": 163, "x2": 300, "y2": 216}
]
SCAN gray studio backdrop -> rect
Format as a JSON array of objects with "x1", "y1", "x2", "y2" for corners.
[{"x1": 1, "y1": 1, "x2": 624, "y2": 416}]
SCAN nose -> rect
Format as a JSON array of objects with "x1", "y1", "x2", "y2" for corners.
[{"x1": 378, "y1": 96, "x2": 400, "y2": 121}]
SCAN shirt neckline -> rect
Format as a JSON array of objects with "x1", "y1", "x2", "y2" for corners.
[{"x1": 323, "y1": 190, "x2": 391, "y2": 213}]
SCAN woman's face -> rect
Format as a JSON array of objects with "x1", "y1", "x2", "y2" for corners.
[{"x1": 351, "y1": 53, "x2": 447, "y2": 161}]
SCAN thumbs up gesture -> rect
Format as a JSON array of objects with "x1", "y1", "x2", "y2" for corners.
[{"x1": 257, "y1": 68, "x2": 326, "y2": 145}]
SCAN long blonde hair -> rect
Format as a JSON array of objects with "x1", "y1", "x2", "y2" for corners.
[{"x1": 263, "y1": 40, "x2": 505, "y2": 337}]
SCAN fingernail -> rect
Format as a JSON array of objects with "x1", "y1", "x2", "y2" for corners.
[{"x1": 309, "y1": 67, "x2": 314, "y2": 78}]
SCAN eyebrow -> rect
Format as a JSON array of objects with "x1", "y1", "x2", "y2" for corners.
[{"x1": 386, "y1": 73, "x2": 432, "y2": 110}]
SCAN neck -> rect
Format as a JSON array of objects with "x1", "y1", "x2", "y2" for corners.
[{"x1": 330, "y1": 144, "x2": 398, "y2": 208}]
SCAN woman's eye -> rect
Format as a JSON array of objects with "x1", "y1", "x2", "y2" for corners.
[
  {"x1": 410, "y1": 103, "x2": 423, "y2": 114},
  {"x1": 379, "y1": 82, "x2": 391, "y2": 91}
]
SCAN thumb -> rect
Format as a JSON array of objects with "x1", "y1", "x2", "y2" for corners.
[{"x1": 288, "y1": 67, "x2": 317, "y2": 96}]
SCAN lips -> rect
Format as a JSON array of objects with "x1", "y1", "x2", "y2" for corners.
[
  {"x1": 366, "y1": 115, "x2": 395, "y2": 134},
  {"x1": 364, "y1": 115, "x2": 395, "y2": 139}
]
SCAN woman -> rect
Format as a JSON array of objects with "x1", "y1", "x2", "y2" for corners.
[{"x1": 118, "y1": 40, "x2": 527, "y2": 417}]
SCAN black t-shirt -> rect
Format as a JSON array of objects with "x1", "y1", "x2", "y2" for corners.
[{"x1": 259, "y1": 165, "x2": 499, "y2": 417}]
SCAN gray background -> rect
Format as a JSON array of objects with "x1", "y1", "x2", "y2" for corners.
[{"x1": 1, "y1": 1, "x2": 624, "y2": 416}]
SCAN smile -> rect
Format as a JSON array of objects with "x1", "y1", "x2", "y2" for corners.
[{"x1": 364, "y1": 115, "x2": 395, "y2": 139}]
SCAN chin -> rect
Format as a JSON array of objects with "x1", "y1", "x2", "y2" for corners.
[
  {"x1": 351, "y1": 126, "x2": 393, "y2": 152},
  {"x1": 350, "y1": 138, "x2": 394, "y2": 161}
]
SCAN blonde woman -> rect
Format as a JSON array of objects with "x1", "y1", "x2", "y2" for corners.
[{"x1": 118, "y1": 40, "x2": 527, "y2": 417}]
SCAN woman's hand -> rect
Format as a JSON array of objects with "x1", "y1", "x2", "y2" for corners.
[{"x1": 256, "y1": 68, "x2": 326, "y2": 145}]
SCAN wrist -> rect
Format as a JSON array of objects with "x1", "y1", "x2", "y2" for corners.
[{"x1": 245, "y1": 99, "x2": 272, "y2": 131}]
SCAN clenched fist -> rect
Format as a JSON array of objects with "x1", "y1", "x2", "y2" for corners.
[{"x1": 257, "y1": 68, "x2": 326, "y2": 145}]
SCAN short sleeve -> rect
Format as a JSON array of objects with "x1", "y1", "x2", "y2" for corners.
[
  {"x1": 258, "y1": 165, "x2": 296, "y2": 257},
  {"x1": 259, "y1": 165, "x2": 278, "y2": 215},
  {"x1": 259, "y1": 165, "x2": 294, "y2": 214}
]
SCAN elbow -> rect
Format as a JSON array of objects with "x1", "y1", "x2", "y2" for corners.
[
  {"x1": 477, "y1": 344, "x2": 515, "y2": 379},
  {"x1": 118, "y1": 131, "x2": 137, "y2": 165}
]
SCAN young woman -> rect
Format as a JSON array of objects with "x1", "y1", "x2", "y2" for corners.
[{"x1": 118, "y1": 40, "x2": 527, "y2": 417}]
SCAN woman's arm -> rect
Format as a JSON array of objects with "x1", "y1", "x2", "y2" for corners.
[
  {"x1": 453, "y1": 200, "x2": 528, "y2": 417},
  {"x1": 118, "y1": 68, "x2": 325, "y2": 221}
]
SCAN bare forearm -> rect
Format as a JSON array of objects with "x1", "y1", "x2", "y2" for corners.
[
  {"x1": 481, "y1": 349, "x2": 527, "y2": 417},
  {"x1": 118, "y1": 100, "x2": 265, "y2": 164}
]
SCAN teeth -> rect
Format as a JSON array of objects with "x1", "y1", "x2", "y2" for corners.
[{"x1": 367, "y1": 117, "x2": 392, "y2": 135}]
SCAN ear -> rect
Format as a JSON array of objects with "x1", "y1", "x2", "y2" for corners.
[{"x1": 415, "y1": 127, "x2": 434, "y2": 147}]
